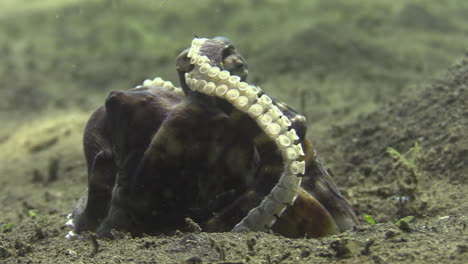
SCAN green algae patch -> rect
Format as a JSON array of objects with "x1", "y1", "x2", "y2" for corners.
[{"x1": 363, "y1": 214, "x2": 376, "y2": 225}]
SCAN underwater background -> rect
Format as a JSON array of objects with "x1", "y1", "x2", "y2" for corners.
[{"x1": 0, "y1": 0, "x2": 467, "y2": 263}]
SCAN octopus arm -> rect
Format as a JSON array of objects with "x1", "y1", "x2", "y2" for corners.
[{"x1": 70, "y1": 104, "x2": 117, "y2": 235}]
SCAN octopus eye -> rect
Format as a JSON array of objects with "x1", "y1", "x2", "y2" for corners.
[
  {"x1": 221, "y1": 44, "x2": 247, "y2": 81},
  {"x1": 222, "y1": 45, "x2": 236, "y2": 60}
]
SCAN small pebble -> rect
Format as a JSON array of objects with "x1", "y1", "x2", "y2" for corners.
[{"x1": 180, "y1": 256, "x2": 202, "y2": 264}]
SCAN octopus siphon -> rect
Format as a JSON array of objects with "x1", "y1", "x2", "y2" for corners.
[{"x1": 66, "y1": 37, "x2": 358, "y2": 239}]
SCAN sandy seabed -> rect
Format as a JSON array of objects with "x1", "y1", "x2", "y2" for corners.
[{"x1": 0, "y1": 1, "x2": 467, "y2": 263}]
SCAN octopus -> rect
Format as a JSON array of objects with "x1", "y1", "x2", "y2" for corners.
[{"x1": 66, "y1": 37, "x2": 358, "y2": 239}]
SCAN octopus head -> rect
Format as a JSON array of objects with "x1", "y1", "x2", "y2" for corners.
[{"x1": 176, "y1": 36, "x2": 248, "y2": 93}]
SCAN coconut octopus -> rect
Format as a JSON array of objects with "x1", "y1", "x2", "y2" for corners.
[{"x1": 66, "y1": 37, "x2": 358, "y2": 239}]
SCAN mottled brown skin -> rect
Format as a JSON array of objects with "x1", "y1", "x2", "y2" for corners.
[
  {"x1": 74, "y1": 86, "x2": 262, "y2": 237},
  {"x1": 301, "y1": 139, "x2": 359, "y2": 234},
  {"x1": 71, "y1": 37, "x2": 358, "y2": 238},
  {"x1": 272, "y1": 188, "x2": 339, "y2": 238}
]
